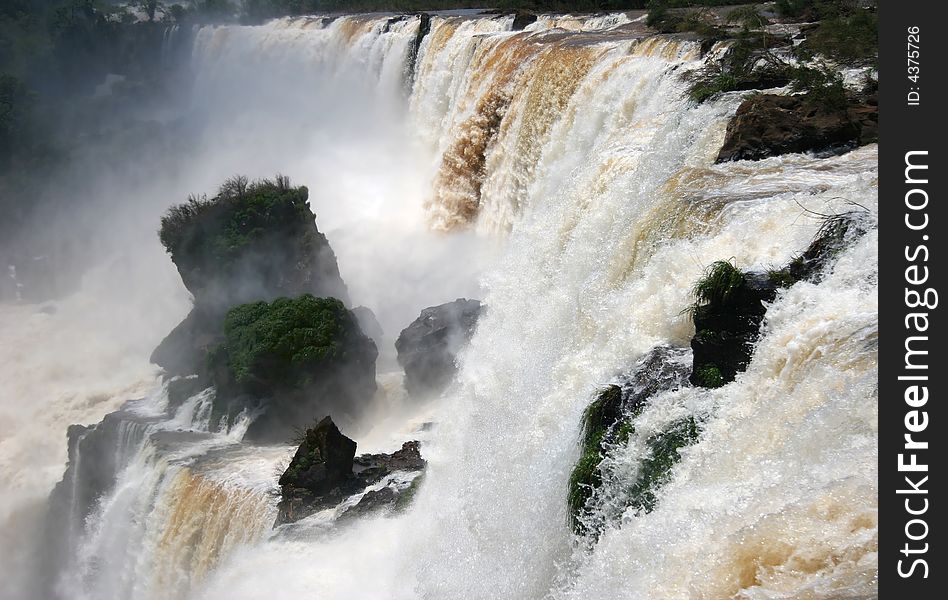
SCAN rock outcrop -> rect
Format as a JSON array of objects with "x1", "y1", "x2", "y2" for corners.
[
  {"x1": 151, "y1": 176, "x2": 349, "y2": 379},
  {"x1": 716, "y1": 92, "x2": 878, "y2": 162},
  {"x1": 568, "y1": 346, "x2": 693, "y2": 535},
  {"x1": 690, "y1": 212, "x2": 871, "y2": 389},
  {"x1": 510, "y1": 11, "x2": 538, "y2": 30},
  {"x1": 395, "y1": 298, "x2": 483, "y2": 398},
  {"x1": 277, "y1": 417, "x2": 425, "y2": 524}
]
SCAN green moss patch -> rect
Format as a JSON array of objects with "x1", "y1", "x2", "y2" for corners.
[{"x1": 627, "y1": 417, "x2": 700, "y2": 513}]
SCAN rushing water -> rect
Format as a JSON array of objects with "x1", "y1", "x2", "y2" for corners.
[{"x1": 0, "y1": 12, "x2": 877, "y2": 600}]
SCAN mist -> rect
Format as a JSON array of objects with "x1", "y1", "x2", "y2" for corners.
[{"x1": 0, "y1": 13, "x2": 489, "y2": 599}]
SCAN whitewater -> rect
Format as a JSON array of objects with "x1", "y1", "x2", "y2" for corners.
[{"x1": 0, "y1": 11, "x2": 877, "y2": 600}]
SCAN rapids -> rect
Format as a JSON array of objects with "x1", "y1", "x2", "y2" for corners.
[{"x1": 0, "y1": 11, "x2": 877, "y2": 600}]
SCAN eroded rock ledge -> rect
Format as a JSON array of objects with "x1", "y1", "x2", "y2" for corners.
[{"x1": 277, "y1": 417, "x2": 425, "y2": 524}]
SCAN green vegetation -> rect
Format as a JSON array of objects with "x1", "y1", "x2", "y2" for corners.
[
  {"x1": 212, "y1": 294, "x2": 363, "y2": 394},
  {"x1": 569, "y1": 381, "x2": 704, "y2": 533},
  {"x1": 394, "y1": 473, "x2": 425, "y2": 511},
  {"x1": 692, "y1": 259, "x2": 744, "y2": 309},
  {"x1": 689, "y1": 211, "x2": 870, "y2": 391},
  {"x1": 692, "y1": 364, "x2": 724, "y2": 388},
  {"x1": 568, "y1": 384, "x2": 622, "y2": 531},
  {"x1": 626, "y1": 417, "x2": 700, "y2": 513},
  {"x1": 159, "y1": 175, "x2": 315, "y2": 285},
  {"x1": 681, "y1": 1, "x2": 876, "y2": 103},
  {"x1": 767, "y1": 210, "x2": 868, "y2": 286}
]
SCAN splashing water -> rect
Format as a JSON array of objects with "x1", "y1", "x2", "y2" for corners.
[{"x1": 0, "y1": 11, "x2": 876, "y2": 600}]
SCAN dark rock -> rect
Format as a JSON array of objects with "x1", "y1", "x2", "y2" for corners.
[
  {"x1": 151, "y1": 306, "x2": 224, "y2": 378},
  {"x1": 716, "y1": 93, "x2": 877, "y2": 162},
  {"x1": 689, "y1": 262, "x2": 775, "y2": 388},
  {"x1": 395, "y1": 298, "x2": 483, "y2": 398},
  {"x1": 276, "y1": 417, "x2": 361, "y2": 523},
  {"x1": 166, "y1": 375, "x2": 206, "y2": 411},
  {"x1": 408, "y1": 13, "x2": 431, "y2": 82},
  {"x1": 690, "y1": 212, "x2": 871, "y2": 388},
  {"x1": 353, "y1": 440, "x2": 426, "y2": 482},
  {"x1": 276, "y1": 419, "x2": 425, "y2": 525},
  {"x1": 510, "y1": 11, "x2": 538, "y2": 31},
  {"x1": 344, "y1": 487, "x2": 398, "y2": 517},
  {"x1": 279, "y1": 417, "x2": 357, "y2": 491}
]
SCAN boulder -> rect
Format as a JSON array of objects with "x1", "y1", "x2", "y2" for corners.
[
  {"x1": 510, "y1": 11, "x2": 538, "y2": 31},
  {"x1": 352, "y1": 305, "x2": 384, "y2": 348},
  {"x1": 716, "y1": 93, "x2": 877, "y2": 162},
  {"x1": 689, "y1": 262, "x2": 776, "y2": 388},
  {"x1": 276, "y1": 418, "x2": 425, "y2": 524},
  {"x1": 395, "y1": 298, "x2": 483, "y2": 398}
]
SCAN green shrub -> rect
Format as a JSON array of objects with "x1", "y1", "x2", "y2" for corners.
[
  {"x1": 789, "y1": 65, "x2": 848, "y2": 109},
  {"x1": 158, "y1": 174, "x2": 319, "y2": 296},
  {"x1": 214, "y1": 294, "x2": 365, "y2": 394}
]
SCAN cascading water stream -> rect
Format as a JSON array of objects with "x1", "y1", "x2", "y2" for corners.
[{"x1": 0, "y1": 10, "x2": 877, "y2": 600}]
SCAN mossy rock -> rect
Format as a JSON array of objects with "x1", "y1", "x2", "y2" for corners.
[
  {"x1": 689, "y1": 212, "x2": 870, "y2": 389},
  {"x1": 158, "y1": 175, "x2": 349, "y2": 309},
  {"x1": 627, "y1": 417, "x2": 701, "y2": 514},
  {"x1": 209, "y1": 294, "x2": 377, "y2": 442},
  {"x1": 567, "y1": 384, "x2": 622, "y2": 528},
  {"x1": 567, "y1": 346, "x2": 692, "y2": 535}
]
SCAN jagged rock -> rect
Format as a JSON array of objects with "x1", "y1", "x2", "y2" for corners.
[
  {"x1": 353, "y1": 440, "x2": 426, "y2": 481},
  {"x1": 208, "y1": 295, "x2": 378, "y2": 443},
  {"x1": 352, "y1": 305, "x2": 384, "y2": 347},
  {"x1": 151, "y1": 176, "x2": 349, "y2": 378},
  {"x1": 279, "y1": 417, "x2": 357, "y2": 494},
  {"x1": 395, "y1": 298, "x2": 483, "y2": 398},
  {"x1": 276, "y1": 419, "x2": 425, "y2": 524},
  {"x1": 716, "y1": 93, "x2": 877, "y2": 162}
]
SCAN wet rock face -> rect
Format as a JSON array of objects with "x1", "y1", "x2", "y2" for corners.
[
  {"x1": 689, "y1": 269, "x2": 776, "y2": 388},
  {"x1": 44, "y1": 409, "x2": 160, "y2": 583},
  {"x1": 276, "y1": 418, "x2": 425, "y2": 524},
  {"x1": 510, "y1": 11, "x2": 538, "y2": 30},
  {"x1": 279, "y1": 417, "x2": 357, "y2": 494},
  {"x1": 716, "y1": 93, "x2": 878, "y2": 162},
  {"x1": 395, "y1": 298, "x2": 483, "y2": 398},
  {"x1": 568, "y1": 346, "x2": 693, "y2": 534}
]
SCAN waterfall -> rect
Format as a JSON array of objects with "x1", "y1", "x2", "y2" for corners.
[{"x1": 0, "y1": 10, "x2": 877, "y2": 600}]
